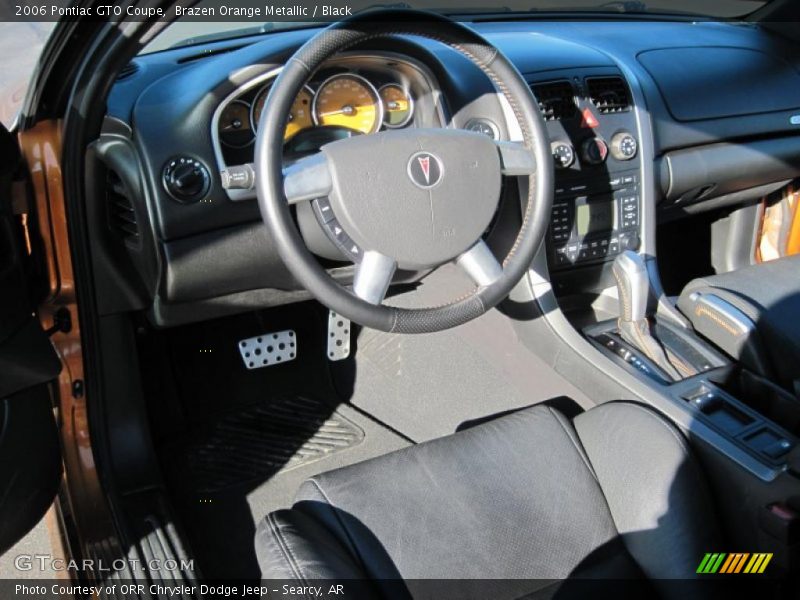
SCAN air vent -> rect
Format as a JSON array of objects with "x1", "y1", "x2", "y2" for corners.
[
  {"x1": 531, "y1": 80, "x2": 577, "y2": 121},
  {"x1": 587, "y1": 77, "x2": 631, "y2": 114},
  {"x1": 116, "y1": 61, "x2": 140, "y2": 81},
  {"x1": 107, "y1": 169, "x2": 140, "y2": 246}
]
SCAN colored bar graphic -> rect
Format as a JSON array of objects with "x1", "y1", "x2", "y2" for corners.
[{"x1": 699, "y1": 552, "x2": 772, "y2": 574}]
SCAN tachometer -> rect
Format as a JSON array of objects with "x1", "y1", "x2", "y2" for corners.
[
  {"x1": 251, "y1": 85, "x2": 315, "y2": 141},
  {"x1": 219, "y1": 100, "x2": 253, "y2": 148},
  {"x1": 379, "y1": 83, "x2": 414, "y2": 128},
  {"x1": 313, "y1": 74, "x2": 382, "y2": 135}
]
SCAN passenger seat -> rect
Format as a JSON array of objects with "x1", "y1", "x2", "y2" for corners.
[{"x1": 677, "y1": 254, "x2": 800, "y2": 395}]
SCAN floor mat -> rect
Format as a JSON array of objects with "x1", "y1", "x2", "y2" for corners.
[
  {"x1": 162, "y1": 399, "x2": 408, "y2": 580},
  {"x1": 336, "y1": 265, "x2": 594, "y2": 442},
  {"x1": 183, "y1": 396, "x2": 365, "y2": 493}
]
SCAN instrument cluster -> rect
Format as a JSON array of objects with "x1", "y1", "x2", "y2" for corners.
[{"x1": 217, "y1": 70, "x2": 416, "y2": 151}]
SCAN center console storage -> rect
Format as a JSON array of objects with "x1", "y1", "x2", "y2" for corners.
[{"x1": 585, "y1": 315, "x2": 800, "y2": 467}]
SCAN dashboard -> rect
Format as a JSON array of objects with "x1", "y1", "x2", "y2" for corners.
[{"x1": 93, "y1": 19, "x2": 800, "y2": 326}]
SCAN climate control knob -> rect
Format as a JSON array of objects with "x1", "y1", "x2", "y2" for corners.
[
  {"x1": 581, "y1": 137, "x2": 609, "y2": 166},
  {"x1": 610, "y1": 131, "x2": 638, "y2": 161},
  {"x1": 163, "y1": 157, "x2": 211, "y2": 203},
  {"x1": 550, "y1": 141, "x2": 575, "y2": 169}
]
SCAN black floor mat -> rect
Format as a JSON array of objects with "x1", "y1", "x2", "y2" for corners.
[{"x1": 183, "y1": 395, "x2": 365, "y2": 493}]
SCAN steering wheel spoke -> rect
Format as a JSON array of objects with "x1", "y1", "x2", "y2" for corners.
[
  {"x1": 283, "y1": 153, "x2": 333, "y2": 204},
  {"x1": 495, "y1": 140, "x2": 537, "y2": 176},
  {"x1": 353, "y1": 251, "x2": 397, "y2": 305},
  {"x1": 220, "y1": 153, "x2": 333, "y2": 204},
  {"x1": 456, "y1": 240, "x2": 503, "y2": 287}
]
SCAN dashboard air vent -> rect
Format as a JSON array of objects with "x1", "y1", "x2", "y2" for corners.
[
  {"x1": 587, "y1": 77, "x2": 631, "y2": 114},
  {"x1": 107, "y1": 169, "x2": 140, "y2": 246},
  {"x1": 116, "y1": 61, "x2": 140, "y2": 81},
  {"x1": 531, "y1": 80, "x2": 577, "y2": 121}
]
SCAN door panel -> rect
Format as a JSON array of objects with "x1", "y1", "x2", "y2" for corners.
[{"x1": 0, "y1": 121, "x2": 62, "y2": 553}]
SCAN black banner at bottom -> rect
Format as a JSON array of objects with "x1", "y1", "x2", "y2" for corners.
[{"x1": 2, "y1": 578, "x2": 796, "y2": 600}]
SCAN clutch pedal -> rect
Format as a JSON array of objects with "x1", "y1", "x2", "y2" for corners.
[
  {"x1": 327, "y1": 311, "x2": 351, "y2": 361},
  {"x1": 238, "y1": 330, "x2": 296, "y2": 369}
]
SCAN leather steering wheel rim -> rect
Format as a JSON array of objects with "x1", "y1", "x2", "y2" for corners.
[{"x1": 255, "y1": 10, "x2": 554, "y2": 334}]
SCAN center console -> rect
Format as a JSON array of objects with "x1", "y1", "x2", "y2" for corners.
[{"x1": 533, "y1": 70, "x2": 799, "y2": 476}]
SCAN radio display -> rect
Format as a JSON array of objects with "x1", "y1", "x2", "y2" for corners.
[{"x1": 576, "y1": 198, "x2": 617, "y2": 236}]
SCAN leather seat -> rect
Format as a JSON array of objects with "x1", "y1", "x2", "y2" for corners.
[
  {"x1": 677, "y1": 254, "x2": 800, "y2": 394},
  {"x1": 255, "y1": 402, "x2": 720, "y2": 597}
]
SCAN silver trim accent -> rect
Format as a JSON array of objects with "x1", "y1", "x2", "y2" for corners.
[
  {"x1": 353, "y1": 251, "x2": 396, "y2": 305},
  {"x1": 457, "y1": 240, "x2": 503, "y2": 287},
  {"x1": 496, "y1": 140, "x2": 537, "y2": 176},
  {"x1": 211, "y1": 66, "x2": 283, "y2": 202},
  {"x1": 378, "y1": 82, "x2": 415, "y2": 129},
  {"x1": 312, "y1": 72, "x2": 384, "y2": 134},
  {"x1": 283, "y1": 153, "x2": 332, "y2": 204},
  {"x1": 238, "y1": 330, "x2": 296, "y2": 369},
  {"x1": 327, "y1": 311, "x2": 351, "y2": 361},
  {"x1": 695, "y1": 293, "x2": 756, "y2": 338}
]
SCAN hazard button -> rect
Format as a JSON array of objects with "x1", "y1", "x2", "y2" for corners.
[{"x1": 581, "y1": 107, "x2": 600, "y2": 128}]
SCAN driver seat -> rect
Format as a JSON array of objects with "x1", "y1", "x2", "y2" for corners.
[{"x1": 255, "y1": 402, "x2": 720, "y2": 596}]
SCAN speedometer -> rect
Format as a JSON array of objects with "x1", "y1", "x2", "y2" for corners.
[{"x1": 312, "y1": 74, "x2": 383, "y2": 135}]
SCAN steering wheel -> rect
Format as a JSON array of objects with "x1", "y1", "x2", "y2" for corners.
[{"x1": 255, "y1": 10, "x2": 553, "y2": 334}]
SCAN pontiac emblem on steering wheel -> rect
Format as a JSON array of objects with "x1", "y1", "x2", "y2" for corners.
[{"x1": 408, "y1": 152, "x2": 444, "y2": 189}]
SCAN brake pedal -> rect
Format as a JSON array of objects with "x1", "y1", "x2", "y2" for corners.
[
  {"x1": 327, "y1": 311, "x2": 351, "y2": 361},
  {"x1": 238, "y1": 330, "x2": 296, "y2": 369}
]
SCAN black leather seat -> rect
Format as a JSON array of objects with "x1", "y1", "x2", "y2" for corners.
[
  {"x1": 677, "y1": 254, "x2": 800, "y2": 394},
  {"x1": 255, "y1": 402, "x2": 719, "y2": 597}
]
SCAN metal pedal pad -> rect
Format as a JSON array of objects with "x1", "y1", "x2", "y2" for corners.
[
  {"x1": 327, "y1": 311, "x2": 351, "y2": 361},
  {"x1": 238, "y1": 330, "x2": 296, "y2": 370}
]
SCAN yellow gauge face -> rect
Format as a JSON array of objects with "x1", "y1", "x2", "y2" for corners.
[
  {"x1": 219, "y1": 100, "x2": 253, "y2": 147},
  {"x1": 252, "y1": 87, "x2": 315, "y2": 141},
  {"x1": 313, "y1": 74, "x2": 381, "y2": 135},
  {"x1": 379, "y1": 84, "x2": 413, "y2": 128},
  {"x1": 284, "y1": 88, "x2": 314, "y2": 141}
]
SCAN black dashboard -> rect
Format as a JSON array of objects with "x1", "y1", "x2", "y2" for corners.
[{"x1": 93, "y1": 19, "x2": 800, "y2": 326}]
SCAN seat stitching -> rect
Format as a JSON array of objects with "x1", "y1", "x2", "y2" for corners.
[
  {"x1": 267, "y1": 512, "x2": 307, "y2": 583},
  {"x1": 546, "y1": 406, "x2": 599, "y2": 482},
  {"x1": 307, "y1": 478, "x2": 372, "y2": 576}
]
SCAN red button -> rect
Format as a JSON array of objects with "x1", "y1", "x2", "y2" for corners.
[{"x1": 581, "y1": 107, "x2": 600, "y2": 128}]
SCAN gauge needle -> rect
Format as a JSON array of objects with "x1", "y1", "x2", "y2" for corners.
[
  {"x1": 222, "y1": 119, "x2": 243, "y2": 130},
  {"x1": 320, "y1": 105, "x2": 359, "y2": 117}
]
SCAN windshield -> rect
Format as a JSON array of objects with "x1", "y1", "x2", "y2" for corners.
[{"x1": 141, "y1": 0, "x2": 768, "y2": 54}]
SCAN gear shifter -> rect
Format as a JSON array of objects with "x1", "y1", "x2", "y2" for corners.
[
  {"x1": 612, "y1": 251, "x2": 683, "y2": 380},
  {"x1": 612, "y1": 251, "x2": 649, "y2": 323}
]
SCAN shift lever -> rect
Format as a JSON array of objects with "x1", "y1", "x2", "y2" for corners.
[
  {"x1": 611, "y1": 251, "x2": 649, "y2": 323},
  {"x1": 612, "y1": 251, "x2": 683, "y2": 380}
]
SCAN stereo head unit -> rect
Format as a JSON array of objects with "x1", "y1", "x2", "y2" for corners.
[{"x1": 549, "y1": 169, "x2": 640, "y2": 269}]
